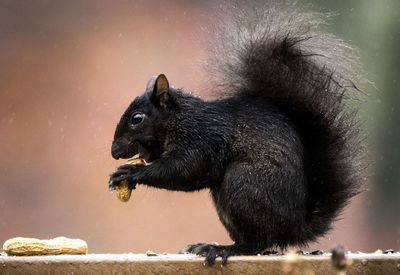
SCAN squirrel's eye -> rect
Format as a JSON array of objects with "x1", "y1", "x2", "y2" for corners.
[{"x1": 131, "y1": 113, "x2": 144, "y2": 125}]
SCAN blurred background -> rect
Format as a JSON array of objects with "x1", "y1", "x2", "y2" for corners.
[{"x1": 0, "y1": 0, "x2": 399, "y2": 254}]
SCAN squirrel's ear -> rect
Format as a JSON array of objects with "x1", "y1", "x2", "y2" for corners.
[{"x1": 147, "y1": 74, "x2": 170, "y2": 108}]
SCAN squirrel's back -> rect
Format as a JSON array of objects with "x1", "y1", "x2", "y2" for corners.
[{"x1": 207, "y1": 1, "x2": 366, "y2": 242}]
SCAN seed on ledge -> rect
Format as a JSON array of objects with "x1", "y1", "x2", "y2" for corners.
[
  {"x1": 263, "y1": 250, "x2": 278, "y2": 255},
  {"x1": 146, "y1": 250, "x2": 158, "y2": 256},
  {"x1": 310, "y1": 250, "x2": 324, "y2": 255},
  {"x1": 296, "y1": 250, "x2": 308, "y2": 255}
]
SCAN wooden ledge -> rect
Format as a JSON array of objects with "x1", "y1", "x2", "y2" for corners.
[{"x1": 1, "y1": 253, "x2": 400, "y2": 274}]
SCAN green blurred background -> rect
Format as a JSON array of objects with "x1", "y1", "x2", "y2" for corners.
[
  {"x1": 310, "y1": 0, "x2": 400, "y2": 236},
  {"x1": 0, "y1": 0, "x2": 399, "y2": 253}
]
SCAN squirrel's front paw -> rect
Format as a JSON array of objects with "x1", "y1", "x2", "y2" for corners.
[{"x1": 108, "y1": 164, "x2": 138, "y2": 191}]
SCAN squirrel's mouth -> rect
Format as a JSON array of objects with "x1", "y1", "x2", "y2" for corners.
[
  {"x1": 138, "y1": 146, "x2": 150, "y2": 162},
  {"x1": 126, "y1": 154, "x2": 147, "y2": 164},
  {"x1": 137, "y1": 143, "x2": 159, "y2": 163}
]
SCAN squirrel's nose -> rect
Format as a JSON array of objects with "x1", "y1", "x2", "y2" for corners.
[{"x1": 111, "y1": 142, "x2": 122, "y2": 160}]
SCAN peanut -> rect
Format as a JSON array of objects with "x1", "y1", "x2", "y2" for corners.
[
  {"x1": 2, "y1": 236, "x2": 87, "y2": 256},
  {"x1": 115, "y1": 157, "x2": 146, "y2": 202}
]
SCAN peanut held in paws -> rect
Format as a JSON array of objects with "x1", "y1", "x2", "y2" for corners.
[{"x1": 115, "y1": 157, "x2": 145, "y2": 202}]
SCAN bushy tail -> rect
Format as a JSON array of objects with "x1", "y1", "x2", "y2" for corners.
[{"x1": 207, "y1": 1, "x2": 366, "y2": 239}]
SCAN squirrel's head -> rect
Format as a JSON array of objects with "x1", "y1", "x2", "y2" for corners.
[{"x1": 111, "y1": 74, "x2": 176, "y2": 162}]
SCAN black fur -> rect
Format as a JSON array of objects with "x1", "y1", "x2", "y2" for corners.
[{"x1": 109, "y1": 1, "x2": 365, "y2": 265}]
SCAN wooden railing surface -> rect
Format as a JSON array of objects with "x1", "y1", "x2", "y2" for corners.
[{"x1": 1, "y1": 252, "x2": 400, "y2": 274}]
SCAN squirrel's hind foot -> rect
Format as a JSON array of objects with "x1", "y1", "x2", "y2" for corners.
[{"x1": 183, "y1": 242, "x2": 231, "y2": 266}]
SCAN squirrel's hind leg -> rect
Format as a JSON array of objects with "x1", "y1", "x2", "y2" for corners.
[{"x1": 182, "y1": 242, "x2": 260, "y2": 266}]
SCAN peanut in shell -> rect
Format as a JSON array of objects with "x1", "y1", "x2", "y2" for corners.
[
  {"x1": 2, "y1": 236, "x2": 87, "y2": 256},
  {"x1": 115, "y1": 157, "x2": 146, "y2": 202}
]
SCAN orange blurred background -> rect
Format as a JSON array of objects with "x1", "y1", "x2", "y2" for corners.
[{"x1": 0, "y1": 0, "x2": 396, "y2": 254}]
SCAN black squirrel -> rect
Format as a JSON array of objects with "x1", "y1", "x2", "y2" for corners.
[{"x1": 108, "y1": 1, "x2": 365, "y2": 265}]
